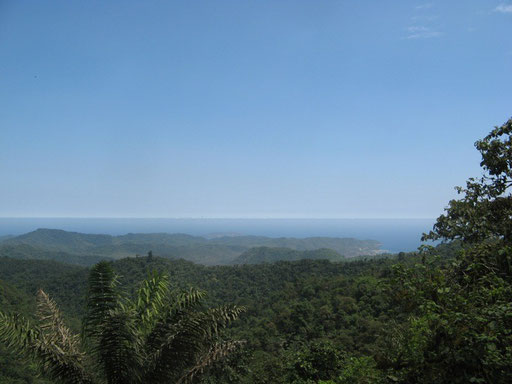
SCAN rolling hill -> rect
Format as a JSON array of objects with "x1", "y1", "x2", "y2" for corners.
[{"x1": 1, "y1": 228, "x2": 382, "y2": 265}]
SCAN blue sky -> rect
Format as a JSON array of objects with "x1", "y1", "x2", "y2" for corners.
[{"x1": 1, "y1": 0, "x2": 511, "y2": 218}]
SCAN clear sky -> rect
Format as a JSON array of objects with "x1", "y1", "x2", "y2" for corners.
[{"x1": 1, "y1": 1, "x2": 511, "y2": 218}]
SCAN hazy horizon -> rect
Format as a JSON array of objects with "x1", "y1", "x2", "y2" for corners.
[
  {"x1": 0, "y1": 216, "x2": 437, "y2": 219},
  {"x1": 0, "y1": 217, "x2": 436, "y2": 252}
]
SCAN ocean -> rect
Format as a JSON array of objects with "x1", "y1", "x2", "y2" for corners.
[{"x1": 0, "y1": 218, "x2": 436, "y2": 253}]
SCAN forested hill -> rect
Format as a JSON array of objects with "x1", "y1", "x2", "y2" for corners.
[
  {"x1": 1, "y1": 228, "x2": 382, "y2": 265},
  {"x1": 0, "y1": 244, "x2": 113, "y2": 266},
  {"x1": 233, "y1": 246, "x2": 345, "y2": 264},
  {"x1": 0, "y1": 235, "x2": 13, "y2": 242},
  {"x1": 0, "y1": 278, "x2": 33, "y2": 314}
]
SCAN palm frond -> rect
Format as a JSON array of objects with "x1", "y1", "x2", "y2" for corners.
[
  {"x1": 91, "y1": 304, "x2": 143, "y2": 384},
  {"x1": 83, "y1": 262, "x2": 143, "y2": 384},
  {"x1": 34, "y1": 290, "x2": 95, "y2": 384},
  {"x1": 37, "y1": 289, "x2": 82, "y2": 356},
  {"x1": 1, "y1": 294, "x2": 95, "y2": 384},
  {"x1": 177, "y1": 340, "x2": 246, "y2": 384},
  {"x1": 82, "y1": 261, "x2": 120, "y2": 338},
  {"x1": 135, "y1": 272, "x2": 170, "y2": 334},
  {"x1": 144, "y1": 304, "x2": 245, "y2": 383},
  {"x1": 0, "y1": 311, "x2": 37, "y2": 357},
  {"x1": 143, "y1": 287, "x2": 207, "y2": 360},
  {"x1": 202, "y1": 305, "x2": 246, "y2": 336},
  {"x1": 2, "y1": 260, "x2": 245, "y2": 384},
  {"x1": 172, "y1": 288, "x2": 207, "y2": 311}
]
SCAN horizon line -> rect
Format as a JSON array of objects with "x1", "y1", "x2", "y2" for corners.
[{"x1": 0, "y1": 216, "x2": 437, "y2": 220}]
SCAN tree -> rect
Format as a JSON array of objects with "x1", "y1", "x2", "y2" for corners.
[
  {"x1": 422, "y1": 118, "x2": 512, "y2": 245},
  {"x1": 0, "y1": 262, "x2": 244, "y2": 384},
  {"x1": 286, "y1": 340, "x2": 344, "y2": 383},
  {"x1": 421, "y1": 118, "x2": 512, "y2": 283},
  {"x1": 384, "y1": 118, "x2": 512, "y2": 383}
]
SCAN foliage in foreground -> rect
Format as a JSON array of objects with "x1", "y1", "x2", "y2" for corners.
[
  {"x1": 0, "y1": 262, "x2": 244, "y2": 384},
  {"x1": 375, "y1": 119, "x2": 512, "y2": 383}
]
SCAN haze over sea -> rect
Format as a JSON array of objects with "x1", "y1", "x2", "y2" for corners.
[{"x1": 0, "y1": 218, "x2": 435, "y2": 254}]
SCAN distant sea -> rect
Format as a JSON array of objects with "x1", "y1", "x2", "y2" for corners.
[{"x1": 0, "y1": 218, "x2": 436, "y2": 253}]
